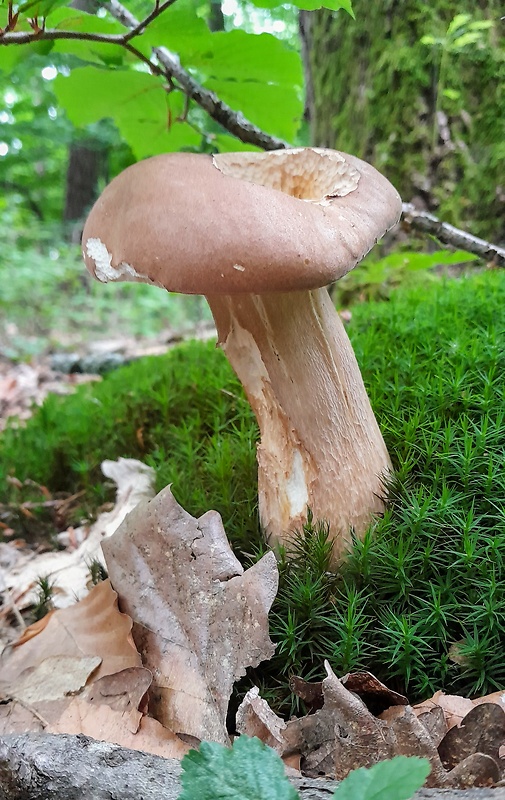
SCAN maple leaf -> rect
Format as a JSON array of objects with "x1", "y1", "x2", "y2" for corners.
[{"x1": 103, "y1": 486, "x2": 279, "y2": 745}]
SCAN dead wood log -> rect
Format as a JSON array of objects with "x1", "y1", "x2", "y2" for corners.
[{"x1": 1, "y1": 733, "x2": 505, "y2": 800}]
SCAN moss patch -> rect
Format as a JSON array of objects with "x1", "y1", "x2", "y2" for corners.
[{"x1": 2, "y1": 270, "x2": 505, "y2": 703}]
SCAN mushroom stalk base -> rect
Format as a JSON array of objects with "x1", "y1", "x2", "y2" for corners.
[{"x1": 207, "y1": 288, "x2": 391, "y2": 566}]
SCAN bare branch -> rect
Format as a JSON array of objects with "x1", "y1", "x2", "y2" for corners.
[
  {"x1": 402, "y1": 203, "x2": 505, "y2": 267},
  {"x1": 0, "y1": 29, "x2": 123, "y2": 44}
]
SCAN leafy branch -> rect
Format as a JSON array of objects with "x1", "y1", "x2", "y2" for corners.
[
  {"x1": 1, "y1": 0, "x2": 503, "y2": 261},
  {"x1": 0, "y1": 0, "x2": 289, "y2": 150},
  {"x1": 102, "y1": 0, "x2": 289, "y2": 149}
]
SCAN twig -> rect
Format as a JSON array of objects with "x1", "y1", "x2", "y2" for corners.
[
  {"x1": 0, "y1": 29, "x2": 166, "y2": 80},
  {"x1": 401, "y1": 203, "x2": 505, "y2": 267},
  {"x1": 123, "y1": 0, "x2": 177, "y2": 41}
]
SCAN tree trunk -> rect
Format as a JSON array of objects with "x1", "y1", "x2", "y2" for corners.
[
  {"x1": 300, "y1": 1, "x2": 504, "y2": 240},
  {"x1": 63, "y1": 143, "x2": 102, "y2": 224},
  {"x1": 2, "y1": 734, "x2": 505, "y2": 800}
]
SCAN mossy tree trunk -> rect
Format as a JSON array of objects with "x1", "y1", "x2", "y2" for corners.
[{"x1": 301, "y1": 1, "x2": 504, "y2": 239}]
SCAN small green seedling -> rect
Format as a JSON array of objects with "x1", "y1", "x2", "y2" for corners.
[
  {"x1": 33, "y1": 574, "x2": 55, "y2": 621},
  {"x1": 178, "y1": 736, "x2": 431, "y2": 800}
]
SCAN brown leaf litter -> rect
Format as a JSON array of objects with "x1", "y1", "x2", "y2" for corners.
[
  {"x1": 255, "y1": 663, "x2": 505, "y2": 788},
  {"x1": 0, "y1": 358, "x2": 98, "y2": 432},
  {"x1": 0, "y1": 458, "x2": 156, "y2": 620},
  {"x1": 1, "y1": 477, "x2": 504, "y2": 788},
  {"x1": 0, "y1": 489, "x2": 279, "y2": 759}
]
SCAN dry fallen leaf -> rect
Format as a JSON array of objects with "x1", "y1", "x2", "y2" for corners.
[
  {"x1": 438, "y1": 704, "x2": 505, "y2": 771},
  {"x1": 414, "y1": 705, "x2": 448, "y2": 748},
  {"x1": 282, "y1": 662, "x2": 448, "y2": 785},
  {"x1": 341, "y1": 671, "x2": 408, "y2": 715},
  {"x1": 1, "y1": 458, "x2": 156, "y2": 609},
  {"x1": 0, "y1": 580, "x2": 141, "y2": 689},
  {"x1": 103, "y1": 486, "x2": 279, "y2": 745},
  {"x1": 413, "y1": 690, "x2": 474, "y2": 729},
  {"x1": 49, "y1": 695, "x2": 190, "y2": 759},
  {"x1": 83, "y1": 667, "x2": 152, "y2": 733},
  {"x1": 289, "y1": 676, "x2": 324, "y2": 712},
  {"x1": 14, "y1": 655, "x2": 102, "y2": 704},
  {"x1": 236, "y1": 686, "x2": 287, "y2": 753}
]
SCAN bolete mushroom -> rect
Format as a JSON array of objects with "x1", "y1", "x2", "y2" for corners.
[{"x1": 82, "y1": 147, "x2": 402, "y2": 566}]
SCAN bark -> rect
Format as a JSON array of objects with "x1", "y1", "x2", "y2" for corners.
[
  {"x1": 401, "y1": 204, "x2": 505, "y2": 266},
  {"x1": 63, "y1": 143, "x2": 102, "y2": 223},
  {"x1": 2, "y1": 733, "x2": 505, "y2": 800}
]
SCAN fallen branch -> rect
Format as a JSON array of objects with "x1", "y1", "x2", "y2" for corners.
[
  {"x1": 402, "y1": 203, "x2": 505, "y2": 267},
  {"x1": 1, "y1": 733, "x2": 505, "y2": 800}
]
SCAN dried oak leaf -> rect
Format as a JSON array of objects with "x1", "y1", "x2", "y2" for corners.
[
  {"x1": 413, "y1": 690, "x2": 474, "y2": 729},
  {"x1": 0, "y1": 579, "x2": 141, "y2": 689},
  {"x1": 236, "y1": 686, "x2": 287, "y2": 752},
  {"x1": 103, "y1": 486, "x2": 279, "y2": 746},
  {"x1": 414, "y1": 705, "x2": 448, "y2": 748},
  {"x1": 438, "y1": 704, "x2": 505, "y2": 771},
  {"x1": 49, "y1": 694, "x2": 190, "y2": 759},
  {"x1": 289, "y1": 676, "x2": 324, "y2": 712},
  {"x1": 282, "y1": 661, "x2": 447, "y2": 786},
  {"x1": 83, "y1": 666, "x2": 152, "y2": 732},
  {"x1": 341, "y1": 671, "x2": 408, "y2": 716}
]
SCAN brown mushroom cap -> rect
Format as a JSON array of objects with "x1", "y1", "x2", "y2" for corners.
[{"x1": 82, "y1": 147, "x2": 402, "y2": 296}]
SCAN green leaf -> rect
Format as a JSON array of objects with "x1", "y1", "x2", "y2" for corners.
[
  {"x1": 248, "y1": 0, "x2": 353, "y2": 12},
  {"x1": 0, "y1": 45, "x2": 23, "y2": 74},
  {"x1": 332, "y1": 757, "x2": 431, "y2": 800},
  {"x1": 179, "y1": 736, "x2": 299, "y2": 800},
  {"x1": 17, "y1": 0, "x2": 69, "y2": 18},
  {"x1": 213, "y1": 134, "x2": 261, "y2": 153},
  {"x1": 442, "y1": 88, "x2": 460, "y2": 101},
  {"x1": 189, "y1": 30, "x2": 301, "y2": 85},
  {"x1": 447, "y1": 13, "x2": 472, "y2": 36},
  {"x1": 450, "y1": 32, "x2": 486, "y2": 50},
  {"x1": 420, "y1": 35, "x2": 439, "y2": 47},
  {"x1": 47, "y1": 9, "x2": 127, "y2": 65},
  {"x1": 209, "y1": 78, "x2": 301, "y2": 142},
  {"x1": 468, "y1": 20, "x2": 493, "y2": 31},
  {"x1": 54, "y1": 66, "x2": 200, "y2": 157},
  {"x1": 142, "y1": 0, "x2": 303, "y2": 141},
  {"x1": 142, "y1": 0, "x2": 211, "y2": 57}
]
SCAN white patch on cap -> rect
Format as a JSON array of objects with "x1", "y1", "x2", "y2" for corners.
[
  {"x1": 286, "y1": 450, "x2": 308, "y2": 518},
  {"x1": 233, "y1": 264, "x2": 246, "y2": 272},
  {"x1": 85, "y1": 238, "x2": 117, "y2": 282},
  {"x1": 85, "y1": 238, "x2": 163, "y2": 287}
]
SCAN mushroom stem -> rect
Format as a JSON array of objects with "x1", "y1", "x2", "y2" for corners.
[{"x1": 207, "y1": 288, "x2": 391, "y2": 566}]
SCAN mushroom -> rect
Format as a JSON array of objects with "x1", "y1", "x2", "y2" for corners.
[{"x1": 82, "y1": 147, "x2": 402, "y2": 566}]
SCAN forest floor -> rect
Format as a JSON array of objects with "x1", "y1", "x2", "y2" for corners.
[{"x1": 0, "y1": 324, "x2": 215, "y2": 431}]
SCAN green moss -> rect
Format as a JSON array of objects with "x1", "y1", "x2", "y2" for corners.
[
  {"x1": 305, "y1": 1, "x2": 504, "y2": 239},
  {"x1": 0, "y1": 341, "x2": 259, "y2": 553},
  {"x1": 2, "y1": 271, "x2": 505, "y2": 703}
]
